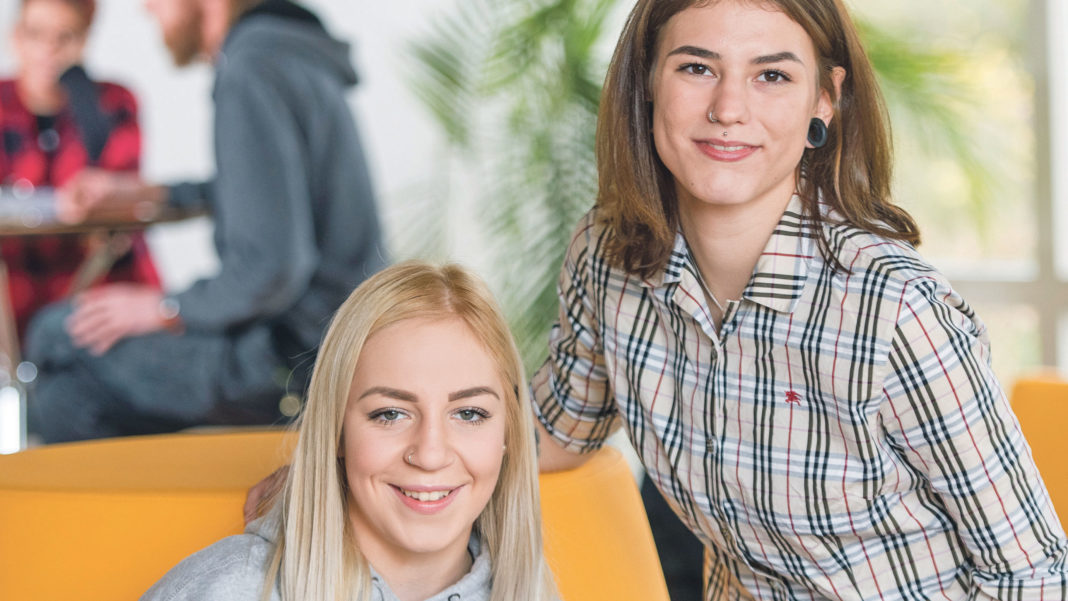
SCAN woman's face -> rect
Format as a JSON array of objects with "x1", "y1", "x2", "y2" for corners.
[
  {"x1": 650, "y1": 0, "x2": 836, "y2": 214},
  {"x1": 13, "y1": 0, "x2": 88, "y2": 88},
  {"x1": 342, "y1": 316, "x2": 508, "y2": 566}
]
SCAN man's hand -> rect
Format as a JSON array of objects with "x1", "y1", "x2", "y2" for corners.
[
  {"x1": 57, "y1": 169, "x2": 165, "y2": 224},
  {"x1": 244, "y1": 466, "x2": 289, "y2": 525},
  {"x1": 66, "y1": 284, "x2": 175, "y2": 355}
]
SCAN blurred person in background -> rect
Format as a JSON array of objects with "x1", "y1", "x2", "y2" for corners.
[
  {"x1": 24, "y1": 0, "x2": 385, "y2": 443},
  {"x1": 0, "y1": 0, "x2": 160, "y2": 339}
]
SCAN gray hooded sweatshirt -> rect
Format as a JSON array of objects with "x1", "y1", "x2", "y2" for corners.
[
  {"x1": 167, "y1": 0, "x2": 386, "y2": 368},
  {"x1": 140, "y1": 511, "x2": 493, "y2": 601}
]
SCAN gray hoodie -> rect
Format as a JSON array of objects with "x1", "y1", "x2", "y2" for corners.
[
  {"x1": 140, "y1": 511, "x2": 493, "y2": 601},
  {"x1": 167, "y1": 0, "x2": 386, "y2": 367}
]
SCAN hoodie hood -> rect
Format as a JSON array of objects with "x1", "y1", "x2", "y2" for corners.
[
  {"x1": 220, "y1": 0, "x2": 359, "y2": 87},
  {"x1": 244, "y1": 506, "x2": 492, "y2": 601}
]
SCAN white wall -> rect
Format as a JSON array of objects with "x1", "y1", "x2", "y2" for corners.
[{"x1": 1, "y1": 0, "x2": 457, "y2": 290}]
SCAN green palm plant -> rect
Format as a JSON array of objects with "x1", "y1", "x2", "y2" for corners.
[{"x1": 406, "y1": 0, "x2": 1006, "y2": 371}]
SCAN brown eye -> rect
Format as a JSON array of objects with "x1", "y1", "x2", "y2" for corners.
[{"x1": 757, "y1": 70, "x2": 791, "y2": 83}]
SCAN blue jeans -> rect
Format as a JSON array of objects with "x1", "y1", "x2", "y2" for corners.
[{"x1": 24, "y1": 302, "x2": 295, "y2": 443}]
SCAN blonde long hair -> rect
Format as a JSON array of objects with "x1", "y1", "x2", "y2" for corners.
[{"x1": 264, "y1": 261, "x2": 556, "y2": 601}]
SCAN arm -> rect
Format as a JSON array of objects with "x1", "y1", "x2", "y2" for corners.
[
  {"x1": 883, "y1": 278, "x2": 1068, "y2": 597},
  {"x1": 537, "y1": 418, "x2": 591, "y2": 473},
  {"x1": 531, "y1": 215, "x2": 621, "y2": 473},
  {"x1": 170, "y1": 63, "x2": 318, "y2": 332}
]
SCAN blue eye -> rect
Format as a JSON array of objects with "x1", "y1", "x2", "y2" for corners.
[{"x1": 455, "y1": 408, "x2": 490, "y2": 423}]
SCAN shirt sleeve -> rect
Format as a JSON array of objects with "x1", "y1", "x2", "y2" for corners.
[
  {"x1": 170, "y1": 62, "x2": 319, "y2": 332},
  {"x1": 530, "y1": 214, "x2": 620, "y2": 453},
  {"x1": 883, "y1": 276, "x2": 1068, "y2": 598}
]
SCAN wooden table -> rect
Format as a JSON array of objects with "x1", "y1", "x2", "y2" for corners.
[{"x1": 0, "y1": 187, "x2": 201, "y2": 452}]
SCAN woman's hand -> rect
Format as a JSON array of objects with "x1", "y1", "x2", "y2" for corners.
[{"x1": 57, "y1": 169, "x2": 166, "y2": 224}]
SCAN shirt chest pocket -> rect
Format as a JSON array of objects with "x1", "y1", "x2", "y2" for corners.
[{"x1": 714, "y1": 386, "x2": 885, "y2": 539}]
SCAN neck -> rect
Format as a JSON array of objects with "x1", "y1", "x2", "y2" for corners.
[
  {"x1": 677, "y1": 190, "x2": 793, "y2": 305},
  {"x1": 356, "y1": 530, "x2": 473, "y2": 601},
  {"x1": 16, "y1": 76, "x2": 65, "y2": 115}
]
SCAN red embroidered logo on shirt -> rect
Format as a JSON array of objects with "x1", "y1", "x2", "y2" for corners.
[{"x1": 785, "y1": 390, "x2": 802, "y2": 405}]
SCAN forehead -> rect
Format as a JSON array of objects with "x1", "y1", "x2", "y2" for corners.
[
  {"x1": 20, "y1": 0, "x2": 89, "y2": 25},
  {"x1": 656, "y1": 0, "x2": 815, "y2": 61},
  {"x1": 354, "y1": 317, "x2": 503, "y2": 393}
]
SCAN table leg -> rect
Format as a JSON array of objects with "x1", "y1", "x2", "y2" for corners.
[{"x1": 67, "y1": 230, "x2": 133, "y2": 295}]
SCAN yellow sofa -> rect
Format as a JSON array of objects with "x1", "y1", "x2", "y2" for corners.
[{"x1": 0, "y1": 429, "x2": 668, "y2": 601}]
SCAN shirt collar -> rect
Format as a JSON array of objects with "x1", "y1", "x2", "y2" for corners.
[{"x1": 647, "y1": 195, "x2": 816, "y2": 314}]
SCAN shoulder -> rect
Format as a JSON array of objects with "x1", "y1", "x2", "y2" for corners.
[
  {"x1": 563, "y1": 207, "x2": 620, "y2": 271},
  {"x1": 94, "y1": 81, "x2": 138, "y2": 113},
  {"x1": 0, "y1": 79, "x2": 21, "y2": 111},
  {"x1": 821, "y1": 220, "x2": 983, "y2": 339},
  {"x1": 823, "y1": 219, "x2": 932, "y2": 277},
  {"x1": 140, "y1": 534, "x2": 276, "y2": 601}
]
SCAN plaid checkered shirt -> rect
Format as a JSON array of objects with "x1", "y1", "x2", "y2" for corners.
[{"x1": 532, "y1": 197, "x2": 1068, "y2": 600}]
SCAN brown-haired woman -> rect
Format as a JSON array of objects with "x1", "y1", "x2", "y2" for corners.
[{"x1": 532, "y1": 0, "x2": 1068, "y2": 599}]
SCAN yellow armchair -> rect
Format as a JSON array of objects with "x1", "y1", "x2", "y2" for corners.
[
  {"x1": 1010, "y1": 372, "x2": 1068, "y2": 527},
  {"x1": 0, "y1": 430, "x2": 668, "y2": 601}
]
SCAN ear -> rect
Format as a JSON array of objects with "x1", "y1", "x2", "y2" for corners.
[{"x1": 815, "y1": 66, "x2": 847, "y2": 126}]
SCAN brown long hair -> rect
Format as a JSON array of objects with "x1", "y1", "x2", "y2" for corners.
[{"x1": 596, "y1": 0, "x2": 921, "y2": 278}]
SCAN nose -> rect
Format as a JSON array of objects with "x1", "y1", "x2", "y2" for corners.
[
  {"x1": 406, "y1": 415, "x2": 454, "y2": 471},
  {"x1": 708, "y1": 74, "x2": 749, "y2": 126}
]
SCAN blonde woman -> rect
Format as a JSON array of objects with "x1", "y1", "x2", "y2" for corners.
[{"x1": 142, "y1": 262, "x2": 557, "y2": 601}]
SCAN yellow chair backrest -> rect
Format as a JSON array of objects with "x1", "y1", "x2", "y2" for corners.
[
  {"x1": 1010, "y1": 372, "x2": 1068, "y2": 527},
  {"x1": 539, "y1": 446, "x2": 669, "y2": 601},
  {"x1": 0, "y1": 430, "x2": 668, "y2": 601}
]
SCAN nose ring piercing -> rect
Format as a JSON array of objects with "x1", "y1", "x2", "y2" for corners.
[
  {"x1": 405, "y1": 450, "x2": 415, "y2": 466},
  {"x1": 708, "y1": 111, "x2": 718, "y2": 123}
]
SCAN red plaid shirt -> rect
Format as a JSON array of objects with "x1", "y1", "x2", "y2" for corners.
[{"x1": 0, "y1": 78, "x2": 160, "y2": 339}]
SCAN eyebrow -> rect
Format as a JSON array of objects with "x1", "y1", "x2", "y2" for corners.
[
  {"x1": 666, "y1": 45, "x2": 804, "y2": 66},
  {"x1": 358, "y1": 386, "x2": 417, "y2": 402},
  {"x1": 448, "y1": 386, "x2": 501, "y2": 402},
  {"x1": 356, "y1": 386, "x2": 501, "y2": 403}
]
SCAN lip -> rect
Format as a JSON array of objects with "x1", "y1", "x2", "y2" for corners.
[
  {"x1": 695, "y1": 139, "x2": 758, "y2": 162},
  {"x1": 391, "y1": 484, "x2": 463, "y2": 515}
]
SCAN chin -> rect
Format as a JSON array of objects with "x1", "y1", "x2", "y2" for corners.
[{"x1": 396, "y1": 523, "x2": 471, "y2": 556}]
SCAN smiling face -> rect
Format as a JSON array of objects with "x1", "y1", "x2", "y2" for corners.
[
  {"x1": 342, "y1": 316, "x2": 508, "y2": 567},
  {"x1": 650, "y1": 0, "x2": 836, "y2": 215}
]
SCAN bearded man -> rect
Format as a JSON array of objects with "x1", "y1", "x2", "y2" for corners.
[{"x1": 25, "y1": 0, "x2": 385, "y2": 442}]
